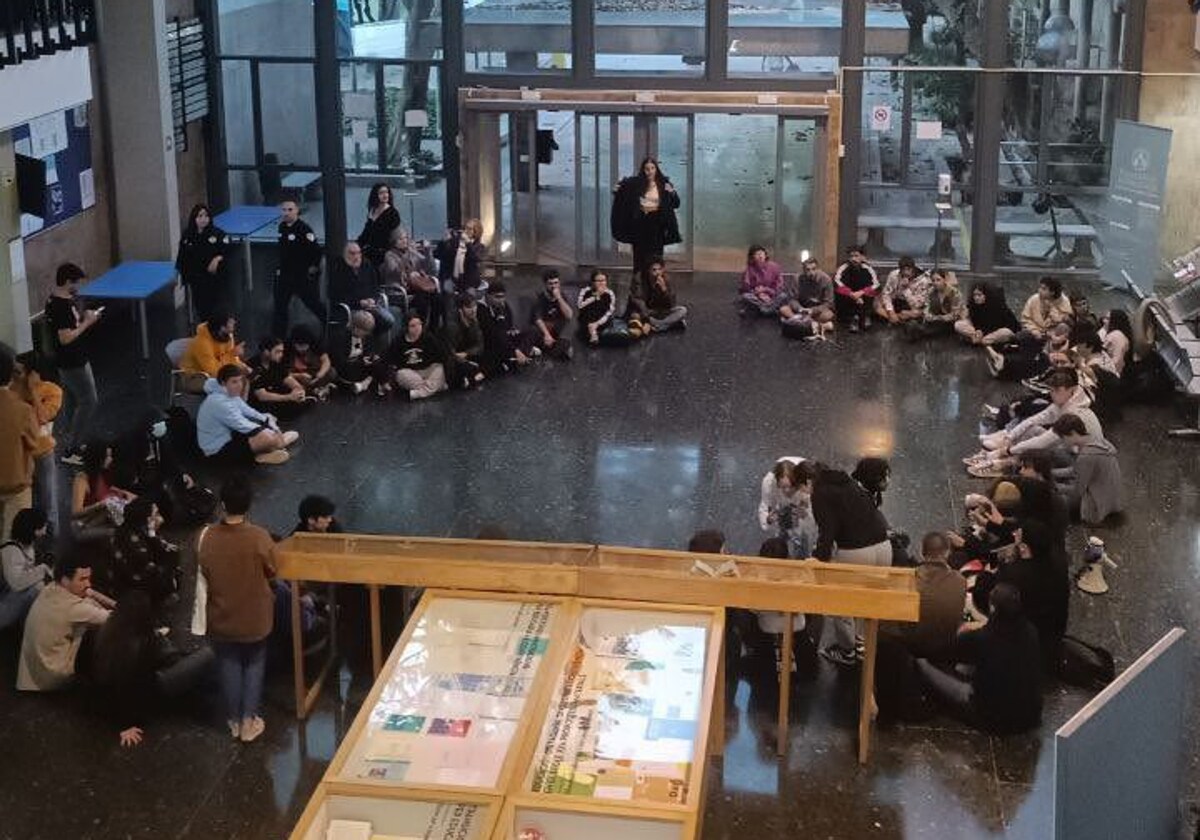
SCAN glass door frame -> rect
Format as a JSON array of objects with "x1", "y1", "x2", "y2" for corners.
[{"x1": 459, "y1": 89, "x2": 842, "y2": 271}]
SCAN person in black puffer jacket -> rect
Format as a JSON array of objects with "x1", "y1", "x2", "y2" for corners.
[{"x1": 804, "y1": 461, "x2": 892, "y2": 666}]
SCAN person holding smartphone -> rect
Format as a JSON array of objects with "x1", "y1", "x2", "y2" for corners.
[{"x1": 45, "y1": 263, "x2": 102, "y2": 467}]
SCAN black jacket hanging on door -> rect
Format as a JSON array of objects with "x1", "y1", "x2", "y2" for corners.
[{"x1": 610, "y1": 176, "x2": 682, "y2": 249}]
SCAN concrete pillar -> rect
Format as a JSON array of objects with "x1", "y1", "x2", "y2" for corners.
[
  {"x1": 95, "y1": 0, "x2": 181, "y2": 260},
  {"x1": 0, "y1": 134, "x2": 32, "y2": 351}
]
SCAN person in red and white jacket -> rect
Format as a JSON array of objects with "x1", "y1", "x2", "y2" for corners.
[{"x1": 832, "y1": 246, "x2": 880, "y2": 332}]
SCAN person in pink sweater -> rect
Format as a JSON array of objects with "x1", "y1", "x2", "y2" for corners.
[{"x1": 737, "y1": 245, "x2": 788, "y2": 316}]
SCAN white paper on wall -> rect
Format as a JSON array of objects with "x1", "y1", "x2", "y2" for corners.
[
  {"x1": 13, "y1": 138, "x2": 31, "y2": 157},
  {"x1": 79, "y1": 168, "x2": 95, "y2": 209},
  {"x1": 28, "y1": 111, "x2": 69, "y2": 157},
  {"x1": 869, "y1": 104, "x2": 892, "y2": 132},
  {"x1": 20, "y1": 214, "x2": 44, "y2": 237},
  {"x1": 43, "y1": 155, "x2": 58, "y2": 186},
  {"x1": 9, "y1": 239, "x2": 26, "y2": 287},
  {"x1": 915, "y1": 120, "x2": 943, "y2": 141}
]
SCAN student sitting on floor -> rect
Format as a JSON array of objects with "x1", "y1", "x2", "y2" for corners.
[
  {"x1": 179, "y1": 312, "x2": 249, "y2": 378},
  {"x1": 832, "y1": 246, "x2": 880, "y2": 332},
  {"x1": 17, "y1": 550, "x2": 112, "y2": 692},
  {"x1": 385, "y1": 313, "x2": 449, "y2": 400},
  {"x1": 71, "y1": 441, "x2": 137, "y2": 538},
  {"x1": 250, "y1": 337, "x2": 312, "y2": 419},
  {"x1": 1019, "y1": 277, "x2": 1073, "y2": 340},
  {"x1": 915, "y1": 582, "x2": 1042, "y2": 734},
  {"x1": 443, "y1": 294, "x2": 487, "y2": 389},
  {"x1": 0, "y1": 508, "x2": 52, "y2": 632},
  {"x1": 738, "y1": 245, "x2": 788, "y2": 317},
  {"x1": 331, "y1": 311, "x2": 385, "y2": 396},
  {"x1": 478, "y1": 281, "x2": 534, "y2": 374},
  {"x1": 287, "y1": 327, "x2": 336, "y2": 399},
  {"x1": 196, "y1": 365, "x2": 299, "y2": 467},
  {"x1": 1098, "y1": 309, "x2": 1133, "y2": 376},
  {"x1": 577, "y1": 270, "x2": 623, "y2": 346},
  {"x1": 905, "y1": 269, "x2": 965, "y2": 340},
  {"x1": 780, "y1": 255, "x2": 836, "y2": 334},
  {"x1": 530, "y1": 269, "x2": 574, "y2": 361},
  {"x1": 875, "y1": 256, "x2": 931, "y2": 326},
  {"x1": 1051, "y1": 414, "x2": 1123, "y2": 525},
  {"x1": 955, "y1": 282, "x2": 1021, "y2": 347},
  {"x1": 627, "y1": 261, "x2": 688, "y2": 336}
]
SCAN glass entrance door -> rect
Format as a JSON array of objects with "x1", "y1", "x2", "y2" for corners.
[{"x1": 463, "y1": 103, "x2": 825, "y2": 274}]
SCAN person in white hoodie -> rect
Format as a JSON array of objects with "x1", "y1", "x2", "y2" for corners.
[
  {"x1": 965, "y1": 369, "x2": 1101, "y2": 478},
  {"x1": 195, "y1": 364, "x2": 298, "y2": 467},
  {"x1": 757, "y1": 456, "x2": 819, "y2": 558}
]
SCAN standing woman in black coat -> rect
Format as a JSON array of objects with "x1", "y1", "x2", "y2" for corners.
[
  {"x1": 611, "y1": 157, "x2": 682, "y2": 276},
  {"x1": 357, "y1": 182, "x2": 402, "y2": 267},
  {"x1": 175, "y1": 204, "x2": 231, "y2": 322}
]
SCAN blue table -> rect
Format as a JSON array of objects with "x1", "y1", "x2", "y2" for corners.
[
  {"x1": 78, "y1": 261, "x2": 178, "y2": 359},
  {"x1": 214, "y1": 205, "x2": 280, "y2": 292}
]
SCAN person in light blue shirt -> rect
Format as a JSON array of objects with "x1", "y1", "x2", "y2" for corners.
[{"x1": 196, "y1": 365, "x2": 298, "y2": 467}]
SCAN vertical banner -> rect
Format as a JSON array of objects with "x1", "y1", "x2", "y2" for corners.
[{"x1": 1102, "y1": 121, "x2": 1172, "y2": 296}]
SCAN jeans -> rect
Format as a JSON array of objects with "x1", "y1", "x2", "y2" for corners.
[
  {"x1": 647, "y1": 305, "x2": 688, "y2": 331},
  {"x1": 740, "y1": 291, "x2": 788, "y2": 316},
  {"x1": 57, "y1": 363, "x2": 98, "y2": 453},
  {"x1": 32, "y1": 455, "x2": 60, "y2": 535},
  {"x1": 212, "y1": 639, "x2": 268, "y2": 722},
  {"x1": 820, "y1": 539, "x2": 894, "y2": 656},
  {"x1": 0, "y1": 584, "x2": 39, "y2": 632}
]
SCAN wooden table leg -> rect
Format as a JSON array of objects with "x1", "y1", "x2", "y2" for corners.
[
  {"x1": 368, "y1": 584, "x2": 383, "y2": 677},
  {"x1": 777, "y1": 612, "x2": 794, "y2": 757},
  {"x1": 291, "y1": 581, "x2": 306, "y2": 719},
  {"x1": 858, "y1": 618, "x2": 880, "y2": 764},
  {"x1": 711, "y1": 620, "x2": 726, "y2": 758}
]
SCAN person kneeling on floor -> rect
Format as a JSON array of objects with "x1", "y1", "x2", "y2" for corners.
[{"x1": 196, "y1": 364, "x2": 299, "y2": 467}]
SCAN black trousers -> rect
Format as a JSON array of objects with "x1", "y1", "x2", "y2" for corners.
[
  {"x1": 185, "y1": 273, "x2": 229, "y2": 324},
  {"x1": 273, "y1": 272, "x2": 327, "y2": 337}
]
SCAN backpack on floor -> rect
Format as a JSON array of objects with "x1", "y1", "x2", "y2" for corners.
[
  {"x1": 781, "y1": 311, "x2": 816, "y2": 340},
  {"x1": 165, "y1": 406, "x2": 203, "y2": 465},
  {"x1": 1057, "y1": 634, "x2": 1116, "y2": 690},
  {"x1": 598, "y1": 318, "x2": 633, "y2": 347},
  {"x1": 165, "y1": 478, "x2": 218, "y2": 527}
]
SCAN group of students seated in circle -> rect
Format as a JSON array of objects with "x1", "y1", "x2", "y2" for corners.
[
  {"x1": 1, "y1": 459, "x2": 343, "y2": 747},
  {"x1": 712, "y1": 447, "x2": 1115, "y2": 736},
  {"x1": 737, "y1": 245, "x2": 965, "y2": 339}
]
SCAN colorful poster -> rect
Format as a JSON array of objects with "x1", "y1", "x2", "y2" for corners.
[{"x1": 528, "y1": 608, "x2": 709, "y2": 806}]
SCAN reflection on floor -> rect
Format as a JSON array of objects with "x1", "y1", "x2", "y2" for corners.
[{"x1": 1, "y1": 271, "x2": 1197, "y2": 839}]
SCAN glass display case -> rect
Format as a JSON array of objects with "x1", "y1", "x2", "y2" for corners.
[
  {"x1": 294, "y1": 790, "x2": 499, "y2": 840},
  {"x1": 329, "y1": 595, "x2": 563, "y2": 790}
]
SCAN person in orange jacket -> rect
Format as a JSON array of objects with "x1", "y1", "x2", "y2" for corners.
[{"x1": 180, "y1": 312, "x2": 250, "y2": 378}]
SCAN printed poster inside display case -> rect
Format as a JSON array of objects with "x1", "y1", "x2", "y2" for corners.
[
  {"x1": 527, "y1": 607, "x2": 711, "y2": 806},
  {"x1": 339, "y1": 598, "x2": 557, "y2": 788},
  {"x1": 511, "y1": 807, "x2": 683, "y2": 840},
  {"x1": 303, "y1": 796, "x2": 488, "y2": 840}
]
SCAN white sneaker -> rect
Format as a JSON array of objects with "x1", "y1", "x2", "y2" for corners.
[
  {"x1": 227, "y1": 719, "x2": 241, "y2": 739},
  {"x1": 255, "y1": 449, "x2": 290, "y2": 465},
  {"x1": 239, "y1": 716, "x2": 265, "y2": 743},
  {"x1": 281, "y1": 430, "x2": 300, "y2": 447}
]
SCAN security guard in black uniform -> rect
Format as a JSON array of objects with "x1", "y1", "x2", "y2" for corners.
[{"x1": 274, "y1": 199, "x2": 327, "y2": 337}]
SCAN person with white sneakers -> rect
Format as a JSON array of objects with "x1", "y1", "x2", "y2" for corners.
[{"x1": 196, "y1": 365, "x2": 299, "y2": 467}]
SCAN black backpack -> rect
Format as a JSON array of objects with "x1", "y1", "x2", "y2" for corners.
[
  {"x1": 165, "y1": 406, "x2": 203, "y2": 465},
  {"x1": 1057, "y1": 634, "x2": 1116, "y2": 690}
]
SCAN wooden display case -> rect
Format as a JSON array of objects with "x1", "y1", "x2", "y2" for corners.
[
  {"x1": 322, "y1": 591, "x2": 573, "y2": 797},
  {"x1": 291, "y1": 786, "x2": 500, "y2": 840},
  {"x1": 495, "y1": 797, "x2": 690, "y2": 840}
]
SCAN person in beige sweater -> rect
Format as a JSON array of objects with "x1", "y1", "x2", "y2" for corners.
[
  {"x1": 17, "y1": 553, "x2": 111, "y2": 691},
  {"x1": 199, "y1": 476, "x2": 277, "y2": 743},
  {"x1": 1019, "y1": 277, "x2": 1073, "y2": 339}
]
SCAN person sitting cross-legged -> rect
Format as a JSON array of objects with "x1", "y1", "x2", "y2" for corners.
[
  {"x1": 737, "y1": 245, "x2": 788, "y2": 317},
  {"x1": 874, "y1": 256, "x2": 931, "y2": 326},
  {"x1": 196, "y1": 364, "x2": 299, "y2": 467},
  {"x1": 914, "y1": 582, "x2": 1043, "y2": 734},
  {"x1": 780, "y1": 255, "x2": 836, "y2": 333},
  {"x1": 627, "y1": 260, "x2": 688, "y2": 336},
  {"x1": 286, "y1": 327, "x2": 336, "y2": 399},
  {"x1": 905, "y1": 269, "x2": 965, "y2": 340},
  {"x1": 577, "y1": 270, "x2": 621, "y2": 346},
  {"x1": 832, "y1": 246, "x2": 880, "y2": 332},
  {"x1": 250, "y1": 337, "x2": 312, "y2": 420},
  {"x1": 385, "y1": 313, "x2": 449, "y2": 400},
  {"x1": 1019, "y1": 276, "x2": 1073, "y2": 340},
  {"x1": 478, "y1": 281, "x2": 534, "y2": 374},
  {"x1": 955, "y1": 282, "x2": 1021, "y2": 347},
  {"x1": 530, "y1": 269, "x2": 574, "y2": 361},
  {"x1": 443, "y1": 294, "x2": 488, "y2": 389},
  {"x1": 331, "y1": 310, "x2": 385, "y2": 395}
]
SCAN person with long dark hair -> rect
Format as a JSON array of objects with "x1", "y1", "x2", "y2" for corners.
[
  {"x1": 357, "y1": 183, "x2": 401, "y2": 266},
  {"x1": 611, "y1": 157, "x2": 682, "y2": 275},
  {"x1": 88, "y1": 590, "x2": 214, "y2": 748},
  {"x1": 175, "y1": 204, "x2": 231, "y2": 322},
  {"x1": 0, "y1": 508, "x2": 52, "y2": 630},
  {"x1": 954, "y1": 282, "x2": 1020, "y2": 346},
  {"x1": 1099, "y1": 309, "x2": 1133, "y2": 376},
  {"x1": 110, "y1": 496, "x2": 181, "y2": 609}
]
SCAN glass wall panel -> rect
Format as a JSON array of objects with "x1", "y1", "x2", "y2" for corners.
[
  {"x1": 778, "y1": 117, "x2": 819, "y2": 267},
  {"x1": 864, "y1": 1, "x2": 956, "y2": 65},
  {"x1": 727, "y1": 2, "x2": 839, "y2": 79},
  {"x1": 693, "y1": 113, "x2": 771, "y2": 271},
  {"x1": 596, "y1": 0, "x2": 704, "y2": 76},
  {"x1": 858, "y1": 69, "x2": 975, "y2": 269},
  {"x1": 341, "y1": 62, "x2": 379, "y2": 171},
  {"x1": 1008, "y1": 0, "x2": 1125, "y2": 69},
  {"x1": 259, "y1": 63, "x2": 320, "y2": 168},
  {"x1": 217, "y1": 0, "x2": 313, "y2": 56},
  {"x1": 464, "y1": 0, "x2": 571, "y2": 73},
  {"x1": 993, "y1": 72, "x2": 1116, "y2": 270},
  {"x1": 342, "y1": 0, "x2": 443, "y2": 60},
  {"x1": 221, "y1": 60, "x2": 255, "y2": 166}
]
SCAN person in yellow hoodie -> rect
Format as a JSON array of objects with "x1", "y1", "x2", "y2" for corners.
[
  {"x1": 13, "y1": 352, "x2": 60, "y2": 528},
  {"x1": 180, "y1": 312, "x2": 250, "y2": 377},
  {"x1": 0, "y1": 348, "x2": 41, "y2": 540}
]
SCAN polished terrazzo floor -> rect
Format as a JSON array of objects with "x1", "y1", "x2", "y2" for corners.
[{"x1": 0, "y1": 265, "x2": 1197, "y2": 839}]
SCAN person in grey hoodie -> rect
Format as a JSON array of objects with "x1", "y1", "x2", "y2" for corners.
[
  {"x1": 195, "y1": 364, "x2": 298, "y2": 467},
  {"x1": 1052, "y1": 414, "x2": 1123, "y2": 524}
]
